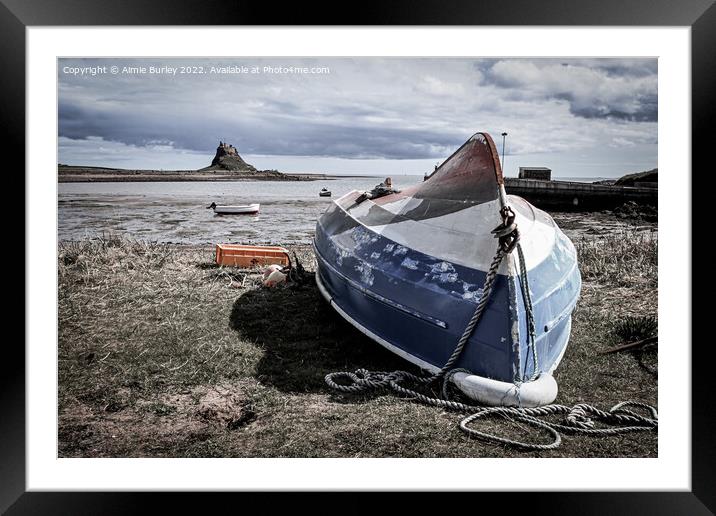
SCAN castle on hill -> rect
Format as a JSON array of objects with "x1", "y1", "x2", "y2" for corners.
[
  {"x1": 202, "y1": 140, "x2": 257, "y2": 172},
  {"x1": 216, "y1": 141, "x2": 239, "y2": 158}
]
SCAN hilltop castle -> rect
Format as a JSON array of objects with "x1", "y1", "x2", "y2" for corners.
[
  {"x1": 216, "y1": 141, "x2": 239, "y2": 158},
  {"x1": 204, "y1": 140, "x2": 257, "y2": 172}
]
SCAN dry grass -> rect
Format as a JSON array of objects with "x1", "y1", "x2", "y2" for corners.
[
  {"x1": 575, "y1": 229, "x2": 657, "y2": 288},
  {"x1": 58, "y1": 228, "x2": 658, "y2": 458}
]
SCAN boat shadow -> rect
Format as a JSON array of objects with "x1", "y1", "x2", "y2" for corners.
[{"x1": 229, "y1": 282, "x2": 420, "y2": 398}]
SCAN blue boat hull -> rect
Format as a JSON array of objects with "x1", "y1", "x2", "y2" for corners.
[
  {"x1": 314, "y1": 202, "x2": 580, "y2": 384},
  {"x1": 313, "y1": 132, "x2": 581, "y2": 395}
]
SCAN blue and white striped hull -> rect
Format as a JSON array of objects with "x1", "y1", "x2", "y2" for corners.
[
  {"x1": 314, "y1": 195, "x2": 580, "y2": 386},
  {"x1": 314, "y1": 132, "x2": 581, "y2": 406}
]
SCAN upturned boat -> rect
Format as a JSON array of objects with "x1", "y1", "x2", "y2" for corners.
[
  {"x1": 207, "y1": 202, "x2": 260, "y2": 215},
  {"x1": 314, "y1": 132, "x2": 581, "y2": 407}
]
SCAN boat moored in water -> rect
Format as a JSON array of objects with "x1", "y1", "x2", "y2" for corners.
[
  {"x1": 319, "y1": 188, "x2": 332, "y2": 197},
  {"x1": 207, "y1": 202, "x2": 260, "y2": 215},
  {"x1": 314, "y1": 132, "x2": 581, "y2": 407}
]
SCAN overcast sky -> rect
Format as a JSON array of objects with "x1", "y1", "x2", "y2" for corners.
[{"x1": 58, "y1": 57, "x2": 657, "y2": 178}]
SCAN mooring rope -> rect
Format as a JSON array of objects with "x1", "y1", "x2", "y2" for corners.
[
  {"x1": 326, "y1": 363, "x2": 657, "y2": 449},
  {"x1": 324, "y1": 208, "x2": 658, "y2": 450},
  {"x1": 516, "y1": 243, "x2": 540, "y2": 380},
  {"x1": 434, "y1": 247, "x2": 505, "y2": 378}
]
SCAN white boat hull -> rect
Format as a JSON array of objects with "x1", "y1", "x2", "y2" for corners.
[{"x1": 212, "y1": 203, "x2": 260, "y2": 214}]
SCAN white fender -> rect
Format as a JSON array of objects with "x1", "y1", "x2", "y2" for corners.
[{"x1": 452, "y1": 371, "x2": 558, "y2": 408}]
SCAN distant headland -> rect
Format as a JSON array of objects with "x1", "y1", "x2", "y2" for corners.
[{"x1": 58, "y1": 140, "x2": 324, "y2": 182}]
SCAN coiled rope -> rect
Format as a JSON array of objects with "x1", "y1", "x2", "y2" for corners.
[{"x1": 324, "y1": 206, "x2": 657, "y2": 450}]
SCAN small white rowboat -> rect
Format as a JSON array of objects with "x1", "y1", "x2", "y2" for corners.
[{"x1": 207, "y1": 202, "x2": 260, "y2": 215}]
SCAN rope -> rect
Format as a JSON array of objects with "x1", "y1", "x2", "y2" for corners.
[
  {"x1": 325, "y1": 365, "x2": 657, "y2": 450},
  {"x1": 458, "y1": 400, "x2": 657, "y2": 450},
  {"x1": 516, "y1": 244, "x2": 540, "y2": 380},
  {"x1": 434, "y1": 248, "x2": 505, "y2": 378},
  {"x1": 324, "y1": 207, "x2": 657, "y2": 450}
]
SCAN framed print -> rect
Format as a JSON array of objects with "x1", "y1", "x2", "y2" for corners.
[{"x1": 5, "y1": 0, "x2": 713, "y2": 512}]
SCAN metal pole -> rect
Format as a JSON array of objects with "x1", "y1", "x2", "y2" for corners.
[{"x1": 501, "y1": 132, "x2": 508, "y2": 171}]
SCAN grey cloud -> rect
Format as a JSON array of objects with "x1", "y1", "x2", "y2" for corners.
[
  {"x1": 58, "y1": 57, "x2": 657, "y2": 164},
  {"x1": 568, "y1": 95, "x2": 658, "y2": 122},
  {"x1": 481, "y1": 59, "x2": 658, "y2": 122},
  {"x1": 59, "y1": 98, "x2": 465, "y2": 160}
]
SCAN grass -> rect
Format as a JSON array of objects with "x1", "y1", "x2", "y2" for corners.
[
  {"x1": 58, "y1": 227, "x2": 658, "y2": 458},
  {"x1": 612, "y1": 315, "x2": 658, "y2": 342},
  {"x1": 575, "y1": 229, "x2": 657, "y2": 288}
]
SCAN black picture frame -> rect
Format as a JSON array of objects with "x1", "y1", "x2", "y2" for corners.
[{"x1": 5, "y1": 0, "x2": 711, "y2": 513}]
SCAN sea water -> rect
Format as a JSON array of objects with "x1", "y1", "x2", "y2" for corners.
[
  {"x1": 58, "y1": 175, "x2": 609, "y2": 245},
  {"x1": 58, "y1": 176, "x2": 420, "y2": 244}
]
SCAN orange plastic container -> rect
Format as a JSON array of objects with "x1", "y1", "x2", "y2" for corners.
[{"x1": 215, "y1": 244, "x2": 290, "y2": 267}]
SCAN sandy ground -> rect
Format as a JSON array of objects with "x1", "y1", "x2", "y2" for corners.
[{"x1": 57, "y1": 214, "x2": 657, "y2": 458}]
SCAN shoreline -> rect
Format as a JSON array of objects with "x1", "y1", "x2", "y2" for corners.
[
  {"x1": 59, "y1": 165, "x2": 317, "y2": 182},
  {"x1": 58, "y1": 165, "x2": 383, "y2": 183},
  {"x1": 59, "y1": 175, "x2": 320, "y2": 183},
  {"x1": 59, "y1": 172, "x2": 321, "y2": 183}
]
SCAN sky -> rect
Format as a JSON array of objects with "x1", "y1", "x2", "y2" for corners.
[{"x1": 58, "y1": 57, "x2": 657, "y2": 178}]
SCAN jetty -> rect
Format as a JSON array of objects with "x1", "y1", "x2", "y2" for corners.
[
  {"x1": 504, "y1": 178, "x2": 657, "y2": 211},
  {"x1": 503, "y1": 167, "x2": 657, "y2": 211}
]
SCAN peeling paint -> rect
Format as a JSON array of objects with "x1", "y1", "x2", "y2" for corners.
[
  {"x1": 511, "y1": 319, "x2": 521, "y2": 381},
  {"x1": 354, "y1": 262, "x2": 375, "y2": 286},
  {"x1": 508, "y1": 275, "x2": 522, "y2": 383},
  {"x1": 423, "y1": 261, "x2": 458, "y2": 283},
  {"x1": 400, "y1": 257, "x2": 420, "y2": 270},
  {"x1": 335, "y1": 246, "x2": 352, "y2": 266},
  {"x1": 430, "y1": 261, "x2": 455, "y2": 274},
  {"x1": 462, "y1": 287, "x2": 485, "y2": 302},
  {"x1": 352, "y1": 226, "x2": 379, "y2": 249}
]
